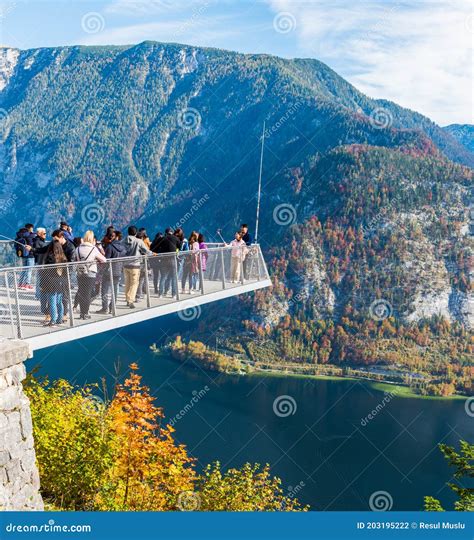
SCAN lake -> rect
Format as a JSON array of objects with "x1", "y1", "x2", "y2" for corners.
[{"x1": 30, "y1": 314, "x2": 471, "y2": 511}]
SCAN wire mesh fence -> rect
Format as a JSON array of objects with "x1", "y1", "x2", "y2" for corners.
[{"x1": 0, "y1": 245, "x2": 269, "y2": 341}]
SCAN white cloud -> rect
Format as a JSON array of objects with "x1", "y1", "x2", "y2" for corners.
[
  {"x1": 105, "y1": 0, "x2": 194, "y2": 16},
  {"x1": 267, "y1": 0, "x2": 473, "y2": 125}
]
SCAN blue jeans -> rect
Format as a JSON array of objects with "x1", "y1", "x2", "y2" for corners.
[
  {"x1": 48, "y1": 292, "x2": 64, "y2": 324},
  {"x1": 159, "y1": 261, "x2": 177, "y2": 296},
  {"x1": 19, "y1": 258, "x2": 35, "y2": 286}
]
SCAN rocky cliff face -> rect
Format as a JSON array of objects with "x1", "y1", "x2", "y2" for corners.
[{"x1": 0, "y1": 341, "x2": 43, "y2": 511}]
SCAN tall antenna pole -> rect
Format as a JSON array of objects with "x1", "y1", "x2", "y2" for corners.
[{"x1": 255, "y1": 121, "x2": 265, "y2": 244}]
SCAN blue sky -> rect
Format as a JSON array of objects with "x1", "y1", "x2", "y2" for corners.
[{"x1": 0, "y1": 0, "x2": 472, "y2": 125}]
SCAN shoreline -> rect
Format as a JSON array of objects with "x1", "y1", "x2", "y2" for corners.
[{"x1": 152, "y1": 349, "x2": 466, "y2": 401}]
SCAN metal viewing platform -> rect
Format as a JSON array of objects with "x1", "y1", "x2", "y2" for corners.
[{"x1": 0, "y1": 245, "x2": 271, "y2": 351}]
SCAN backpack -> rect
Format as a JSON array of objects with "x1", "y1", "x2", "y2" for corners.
[{"x1": 75, "y1": 246, "x2": 96, "y2": 276}]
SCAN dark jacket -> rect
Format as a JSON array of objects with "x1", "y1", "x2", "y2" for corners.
[
  {"x1": 242, "y1": 231, "x2": 252, "y2": 246},
  {"x1": 63, "y1": 239, "x2": 75, "y2": 262},
  {"x1": 104, "y1": 240, "x2": 127, "y2": 276},
  {"x1": 154, "y1": 234, "x2": 181, "y2": 254},
  {"x1": 15, "y1": 229, "x2": 35, "y2": 258},
  {"x1": 32, "y1": 236, "x2": 48, "y2": 264}
]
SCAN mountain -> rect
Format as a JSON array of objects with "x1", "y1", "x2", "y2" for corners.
[
  {"x1": 0, "y1": 41, "x2": 472, "y2": 394},
  {"x1": 444, "y1": 124, "x2": 474, "y2": 153},
  {"x1": 0, "y1": 41, "x2": 473, "y2": 235}
]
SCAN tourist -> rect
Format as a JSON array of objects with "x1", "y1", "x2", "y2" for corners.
[
  {"x1": 198, "y1": 233, "x2": 208, "y2": 289},
  {"x1": 135, "y1": 230, "x2": 150, "y2": 301},
  {"x1": 139, "y1": 228, "x2": 152, "y2": 249},
  {"x1": 123, "y1": 226, "x2": 153, "y2": 308},
  {"x1": 240, "y1": 224, "x2": 252, "y2": 246},
  {"x1": 42, "y1": 239, "x2": 68, "y2": 327},
  {"x1": 240, "y1": 224, "x2": 253, "y2": 280},
  {"x1": 97, "y1": 230, "x2": 126, "y2": 314},
  {"x1": 32, "y1": 228, "x2": 48, "y2": 321},
  {"x1": 59, "y1": 221, "x2": 74, "y2": 243},
  {"x1": 32, "y1": 228, "x2": 48, "y2": 265},
  {"x1": 228, "y1": 232, "x2": 248, "y2": 283},
  {"x1": 16, "y1": 224, "x2": 36, "y2": 289},
  {"x1": 181, "y1": 232, "x2": 200, "y2": 294},
  {"x1": 174, "y1": 227, "x2": 188, "y2": 280},
  {"x1": 73, "y1": 230, "x2": 106, "y2": 319},
  {"x1": 150, "y1": 231, "x2": 164, "y2": 294},
  {"x1": 155, "y1": 228, "x2": 181, "y2": 298}
]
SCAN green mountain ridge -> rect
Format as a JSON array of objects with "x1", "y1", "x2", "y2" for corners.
[{"x1": 0, "y1": 41, "x2": 473, "y2": 236}]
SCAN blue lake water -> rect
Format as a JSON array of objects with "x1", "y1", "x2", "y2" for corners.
[{"x1": 30, "y1": 313, "x2": 472, "y2": 511}]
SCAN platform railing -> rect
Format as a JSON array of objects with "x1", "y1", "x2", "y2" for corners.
[{"x1": 0, "y1": 244, "x2": 269, "y2": 340}]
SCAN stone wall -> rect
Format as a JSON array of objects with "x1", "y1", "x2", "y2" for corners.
[{"x1": 0, "y1": 340, "x2": 43, "y2": 510}]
